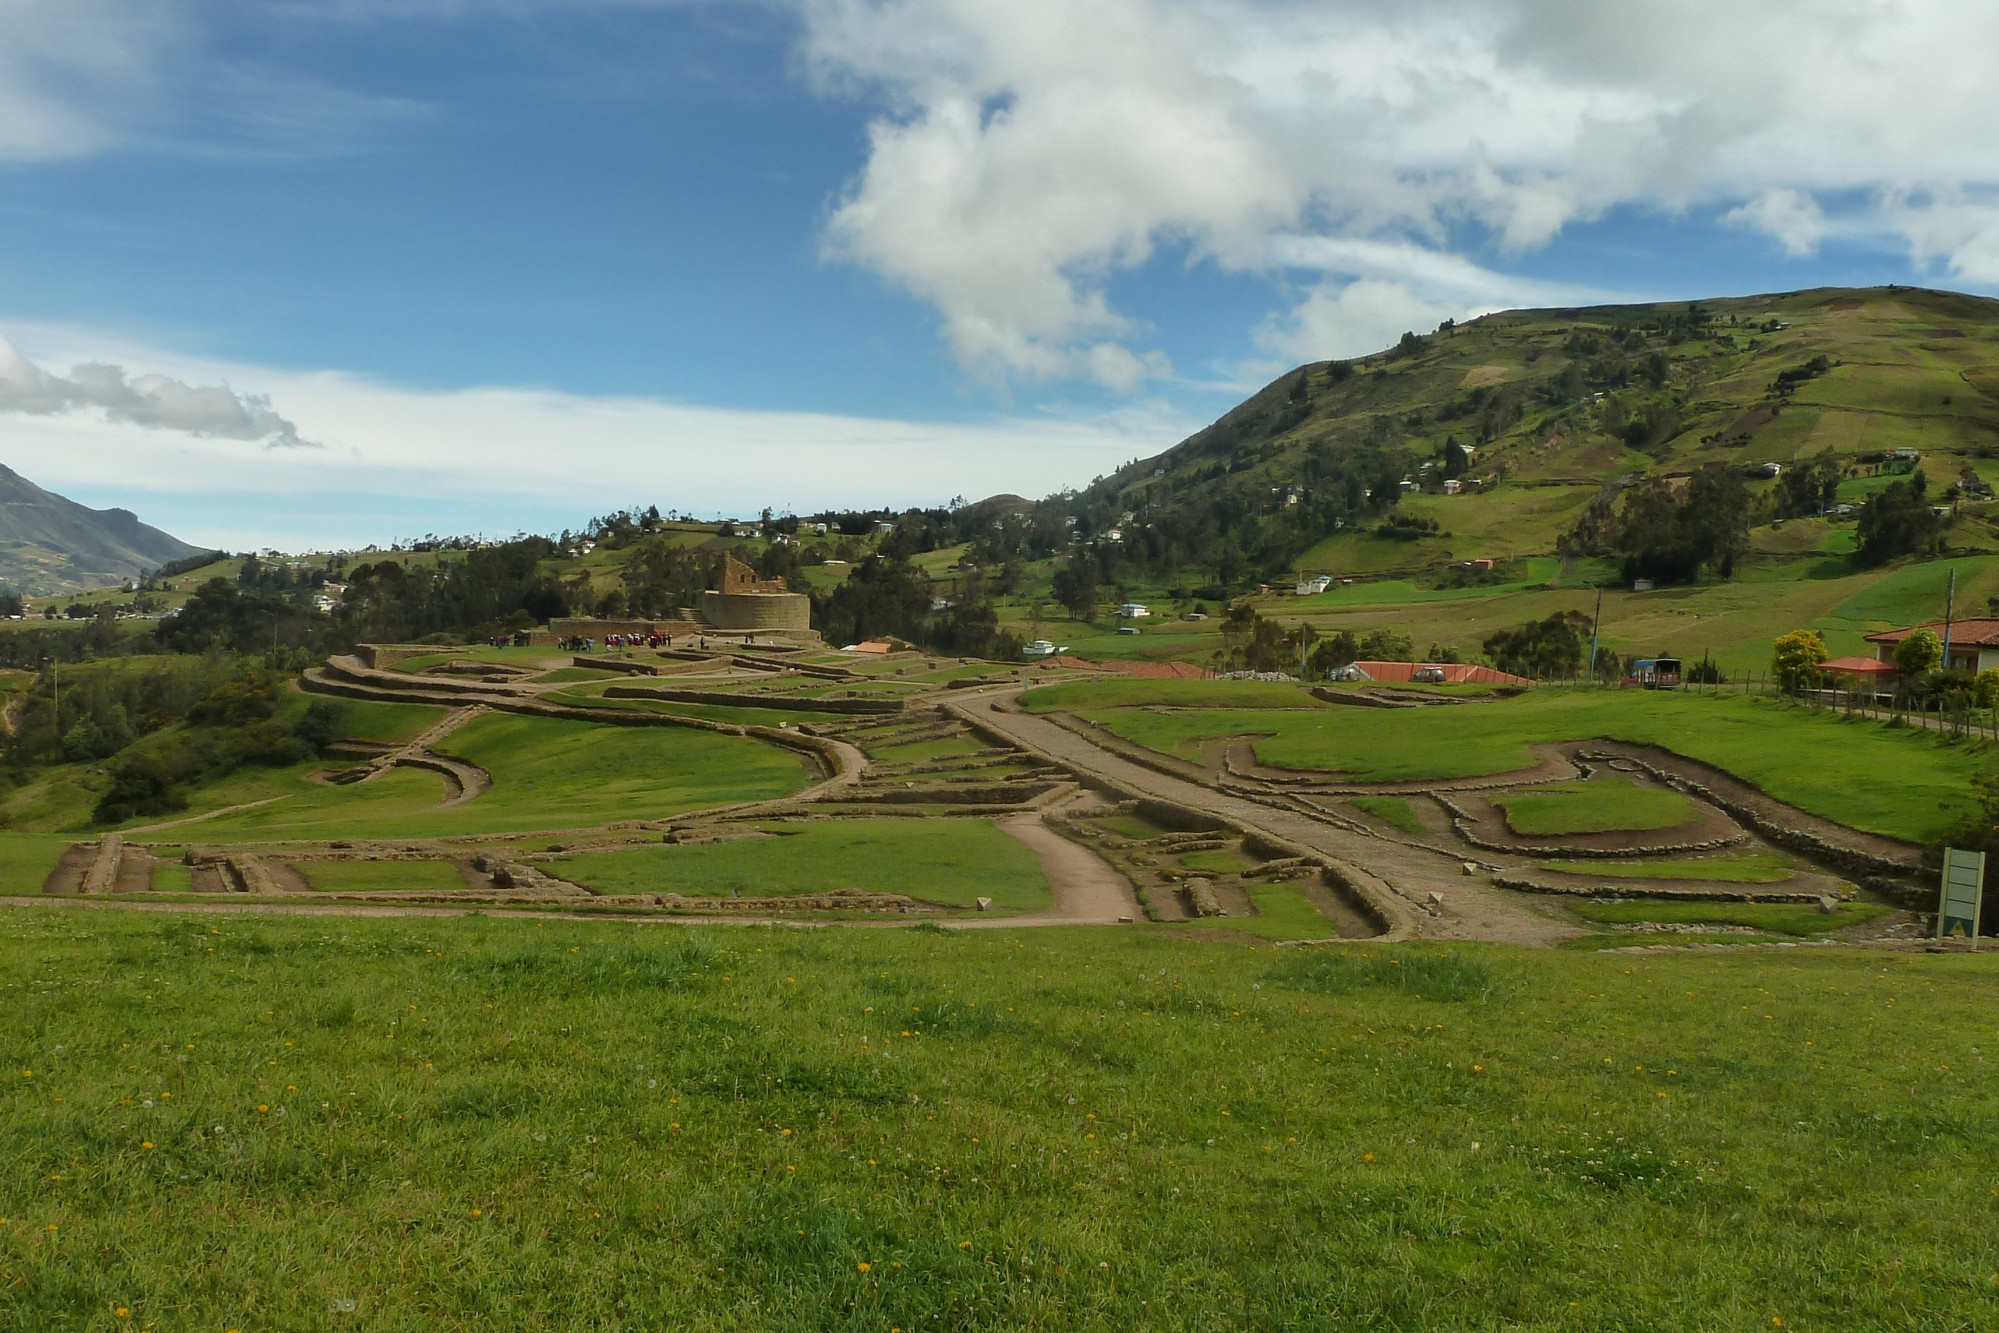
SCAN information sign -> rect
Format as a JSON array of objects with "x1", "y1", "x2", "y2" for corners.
[{"x1": 1938, "y1": 848, "x2": 1986, "y2": 944}]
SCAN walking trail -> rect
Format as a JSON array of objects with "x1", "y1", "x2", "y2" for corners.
[{"x1": 945, "y1": 687, "x2": 1579, "y2": 945}]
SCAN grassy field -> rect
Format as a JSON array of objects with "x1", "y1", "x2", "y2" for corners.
[
  {"x1": 1537, "y1": 852, "x2": 1800, "y2": 884},
  {"x1": 1492, "y1": 779, "x2": 1698, "y2": 836},
  {"x1": 299, "y1": 860, "x2": 471, "y2": 894},
  {"x1": 3, "y1": 907, "x2": 1997, "y2": 1328},
  {"x1": 551, "y1": 819, "x2": 1050, "y2": 911},
  {"x1": 337, "y1": 699, "x2": 453, "y2": 746},
  {"x1": 129, "y1": 715, "x2": 814, "y2": 843},
  {"x1": 1346, "y1": 796, "x2": 1423, "y2": 834},
  {"x1": 1562, "y1": 898, "x2": 1894, "y2": 937},
  {"x1": 0, "y1": 836, "x2": 75, "y2": 893},
  {"x1": 1025, "y1": 680, "x2": 1989, "y2": 842}
]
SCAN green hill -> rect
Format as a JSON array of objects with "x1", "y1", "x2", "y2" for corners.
[
  {"x1": 0, "y1": 462, "x2": 203, "y2": 595},
  {"x1": 1087, "y1": 285, "x2": 1999, "y2": 579}
]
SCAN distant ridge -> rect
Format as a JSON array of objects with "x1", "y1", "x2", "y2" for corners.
[{"x1": 0, "y1": 463, "x2": 202, "y2": 595}]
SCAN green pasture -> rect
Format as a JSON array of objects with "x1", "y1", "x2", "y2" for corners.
[
  {"x1": 299, "y1": 860, "x2": 469, "y2": 895},
  {"x1": 1534, "y1": 851, "x2": 1799, "y2": 884},
  {"x1": 123, "y1": 715, "x2": 812, "y2": 842},
  {"x1": 1492, "y1": 779, "x2": 1698, "y2": 836},
  {"x1": 1025, "y1": 680, "x2": 1989, "y2": 841},
  {"x1": 548, "y1": 818, "x2": 1050, "y2": 911},
  {"x1": 3, "y1": 909, "x2": 1998, "y2": 1329},
  {"x1": 386, "y1": 646, "x2": 566, "y2": 674},
  {"x1": 1562, "y1": 898, "x2": 1894, "y2": 938},
  {"x1": 1177, "y1": 848, "x2": 1254, "y2": 876}
]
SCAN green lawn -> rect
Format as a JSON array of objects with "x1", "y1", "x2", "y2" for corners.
[
  {"x1": 1536, "y1": 852, "x2": 1799, "y2": 884},
  {"x1": 4, "y1": 908, "x2": 1997, "y2": 1328},
  {"x1": 1492, "y1": 779, "x2": 1699, "y2": 836},
  {"x1": 550, "y1": 818, "x2": 1052, "y2": 911},
  {"x1": 1564, "y1": 898, "x2": 1893, "y2": 937},
  {"x1": 298, "y1": 860, "x2": 470, "y2": 894},
  {"x1": 1026, "y1": 681, "x2": 1987, "y2": 842},
  {"x1": 130, "y1": 715, "x2": 814, "y2": 842},
  {"x1": 335, "y1": 699, "x2": 453, "y2": 746},
  {"x1": 0, "y1": 835, "x2": 74, "y2": 893},
  {"x1": 1178, "y1": 849, "x2": 1253, "y2": 876},
  {"x1": 1169, "y1": 881, "x2": 1341, "y2": 940}
]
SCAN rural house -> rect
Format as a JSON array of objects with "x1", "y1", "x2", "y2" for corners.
[{"x1": 1864, "y1": 618, "x2": 1999, "y2": 674}]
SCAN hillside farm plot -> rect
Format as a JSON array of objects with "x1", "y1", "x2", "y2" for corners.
[
  {"x1": 549, "y1": 818, "x2": 1052, "y2": 912},
  {"x1": 6, "y1": 911, "x2": 1999, "y2": 1329},
  {"x1": 134, "y1": 714, "x2": 815, "y2": 842},
  {"x1": 1024, "y1": 679, "x2": 1989, "y2": 842}
]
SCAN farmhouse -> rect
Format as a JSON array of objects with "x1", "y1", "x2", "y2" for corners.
[{"x1": 1864, "y1": 618, "x2": 1999, "y2": 674}]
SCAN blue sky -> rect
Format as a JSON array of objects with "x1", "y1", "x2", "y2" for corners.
[{"x1": 1, "y1": 1, "x2": 1996, "y2": 549}]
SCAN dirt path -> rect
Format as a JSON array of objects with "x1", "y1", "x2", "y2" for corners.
[
  {"x1": 967, "y1": 811, "x2": 1140, "y2": 927},
  {"x1": 125, "y1": 797, "x2": 292, "y2": 835},
  {"x1": 947, "y1": 690, "x2": 1580, "y2": 946}
]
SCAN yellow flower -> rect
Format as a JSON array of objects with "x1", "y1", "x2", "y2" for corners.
[
  {"x1": 141, "y1": 1141, "x2": 153, "y2": 1150},
  {"x1": 857, "y1": 1262, "x2": 871, "y2": 1273},
  {"x1": 115, "y1": 1308, "x2": 129, "y2": 1318},
  {"x1": 471, "y1": 1209, "x2": 483, "y2": 1217},
  {"x1": 959, "y1": 1240, "x2": 972, "y2": 1250},
  {"x1": 1363, "y1": 1152, "x2": 1374, "y2": 1162},
  {"x1": 257, "y1": 1105, "x2": 268, "y2": 1114}
]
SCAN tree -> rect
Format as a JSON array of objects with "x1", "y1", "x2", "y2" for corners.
[
  {"x1": 1893, "y1": 627, "x2": 1942, "y2": 677},
  {"x1": 1051, "y1": 554, "x2": 1100, "y2": 623},
  {"x1": 1483, "y1": 613, "x2": 1591, "y2": 679},
  {"x1": 1774, "y1": 448, "x2": 1843, "y2": 518},
  {"x1": 1771, "y1": 629, "x2": 1829, "y2": 692},
  {"x1": 1856, "y1": 475, "x2": 1942, "y2": 564}
]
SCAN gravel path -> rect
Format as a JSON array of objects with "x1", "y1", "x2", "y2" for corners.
[{"x1": 946, "y1": 690, "x2": 1581, "y2": 945}]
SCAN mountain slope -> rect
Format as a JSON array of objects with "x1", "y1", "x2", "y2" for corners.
[
  {"x1": 1085, "y1": 285, "x2": 1999, "y2": 579},
  {"x1": 0, "y1": 462, "x2": 203, "y2": 595}
]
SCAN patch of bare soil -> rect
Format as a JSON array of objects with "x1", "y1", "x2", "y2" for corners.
[
  {"x1": 965, "y1": 810, "x2": 1140, "y2": 927},
  {"x1": 41, "y1": 844, "x2": 94, "y2": 894}
]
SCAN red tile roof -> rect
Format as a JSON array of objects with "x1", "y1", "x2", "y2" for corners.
[
  {"x1": 1865, "y1": 618, "x2": 1999, "y2": 647},
  {"x1": 1352, "y1": 660, "x2": 1536, "y2": 687},
  {"x1": 1816, "y1": 656, "x2": 1898, "y2": 675}
]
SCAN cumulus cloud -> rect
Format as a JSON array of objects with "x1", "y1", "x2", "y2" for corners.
[
  {"x1": 4, "y1": 324, "x2": 1175, "y2": 550},
  {"x1": 0, "y1": 337, "x2": 314, "y2": 447},
  {"x1": 802, "y1": 0, "x2": 1999, "y2": 383},
  {"x1": 1724, "y1": 189, "x2": 1826, "y2": 258}
]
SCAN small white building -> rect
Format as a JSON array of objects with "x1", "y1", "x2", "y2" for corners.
[
  {"x1": 1118, "y1": 603, "x2": 1151, "y2": 618},
  {"x1": 1295, "y1": 575, "x2": 1333, "y2": 596},
  {"x1": 1442, "y1": 478, "x2": 1463, "y2": 495}
]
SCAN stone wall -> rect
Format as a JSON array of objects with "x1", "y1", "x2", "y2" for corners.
[{"x1": 697, "y1": 590, "x2": 812, "y2": 631}]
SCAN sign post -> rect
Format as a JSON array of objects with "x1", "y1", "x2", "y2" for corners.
[{"x1": 1938, "y1": 848, "x2": 1986, "y2": 945}]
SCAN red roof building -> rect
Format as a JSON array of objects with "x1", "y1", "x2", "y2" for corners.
[
  {"x1": 1349, "y1": 660, "x2": 1535, "y2": 687},
  {"x1": 1863, "y1": 619, "x2": 1999, "y2": 673}
]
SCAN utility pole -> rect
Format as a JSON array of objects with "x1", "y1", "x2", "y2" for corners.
[
  {"x1": 1942, "y1": 566, "x2": 1957, "y2": 672},
  {"x1": 1586, "y1": 587, "x2": 1604, "y2": 684}
]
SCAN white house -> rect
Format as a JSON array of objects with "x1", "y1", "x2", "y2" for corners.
[
  {"x1": 1118, "y1": 602, "x2": 1151, "y2": 618},
  {"x1": 1295, "y1": 575, "x2": 1333, "y2": 596}
]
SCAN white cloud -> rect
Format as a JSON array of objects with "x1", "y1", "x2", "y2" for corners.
[
  {"x1": 1723, "y1": 188, "x2": 1826, "y2": 258},
  {"x1": 1252, "y1": 279, "x2": 1457, "y2": 367},
  {"x1": 802, "y1": 0, "x2": 1999, "y2": 382},
  {"x1": 0, "y1": 337, "x2": 313, "y2": 447},
  {"x1": 1, "y1": 324, "x2": 1177, "y2": 550}
]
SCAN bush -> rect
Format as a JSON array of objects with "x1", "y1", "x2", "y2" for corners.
[{"x1": 94, "y1": 752, "x2": 187, "y2": 825}]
